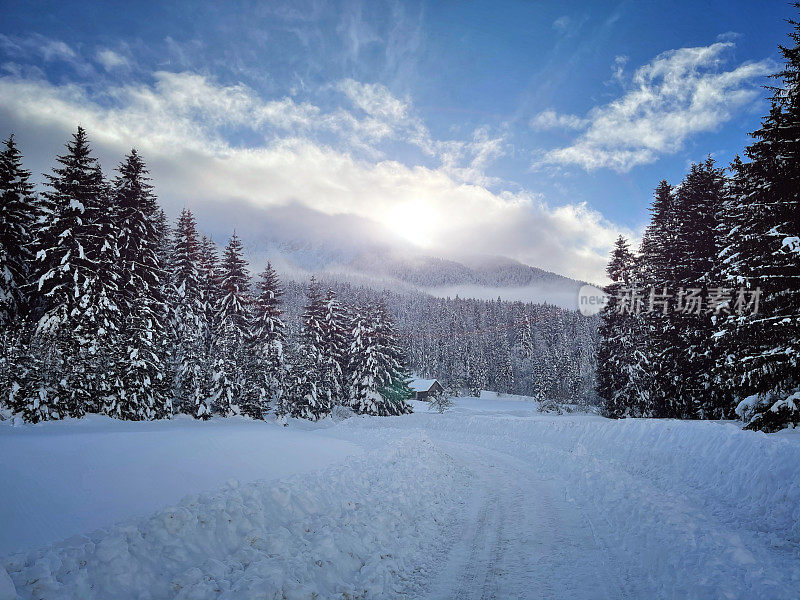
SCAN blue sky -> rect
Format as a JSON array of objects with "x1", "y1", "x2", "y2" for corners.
[{"x1": 0, "y1": 1, "x2": 792, "y2": 282}]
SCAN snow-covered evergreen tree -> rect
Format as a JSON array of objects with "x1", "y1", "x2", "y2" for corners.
[
  {"x1": 197, "y1": 235, "x2": 221, "y2": 402},
  {"x1": 719, "y1": 10, "x2": 800, "y2": 431},
  {"x1": 109, "y1": 150, "x2": 168, "y2": 420},
  {"x1": 348, "y1": 301, "x2": 412, "y2": 416},
  {"x1": 321, "y1": 289, "x2": 349, "y2": 405},
  {"x1": 374, "y1": 300, "x2": 413, "y2": 415},
  {"x1": 31, "y1": 127, "x2": 120, "y2": 418},
  {"x1": 0, "y1": 135, "x2": 38, "y2": 327},
  {"x1": 168, "y1": 209, "x2": 208, "y2": 418},
  {"x1": 210, "y1": 233, "x2": 251, "y2": 416},
  {"x1": 280, "y1": 278, "x2": 332, "y2": 420},
  {"x1": 243, "y1": 262, "x2": 285, "y2": 418},
  {"x1": 596, "y1": 236, "x2": 648, "y2": 417}
]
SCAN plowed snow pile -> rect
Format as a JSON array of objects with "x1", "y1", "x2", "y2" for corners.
[{"x1": 2, "y1": 434, "x2": 470, "y2": 600}]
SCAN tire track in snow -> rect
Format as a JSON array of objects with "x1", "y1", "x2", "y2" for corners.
[{"x1": 421, "y1": 443, "x2": 629, "y2": 600}]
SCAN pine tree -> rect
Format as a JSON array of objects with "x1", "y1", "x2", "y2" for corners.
[
  {"x1": 0, "y1": 135, "x2": 38, "y2": 327},
  {"x1": 281, "y1": 278, "x2": 332, "y2": 420},
  {"x1": 637, "y1": 181, "x2": 680, "y2": 416},
  {"x1": 669, "y1": 159, "x2": 727, "y2": 418},
  {"x1": 278, "y1": 343, "x2": 320, "y2": 420},
  {"x1": 321, "y1": 289, "x2": 349, "y2": 405},
  {"x1": 348, "y1": 303, "x2": 384, "y2": 415},
  {"x1": 197, "y1": 235, "x2": 221, "y2": 402},
  {"x1": 168, "y1": 209, "x2": 208, "y2": 417},
  {"x1": 210, "y1": 233, "x2": 251, "y2": 416},
  {"x1": 596, "y1": 236, "x2": 648, "y2": 417},
  {"x1": 722, "y1": 8, "x2": 800, "y2": 430},
  {"x1": 374, "y1": 300, "x2": 413, "y2": 415},
  {"x1": 243, "y1": 262, "x2": 285, "y2": 418},
  {"x1": 31, "y1": 127, "x2": 120, "y2": 418},
  {"x1": 347, "y1": 301, "x2": 412, "y2": 416},
  {"x1": 109, "y1": 150, "x2": 168, "y2": 420}
]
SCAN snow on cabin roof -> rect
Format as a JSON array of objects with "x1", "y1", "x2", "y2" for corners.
[{"x1": 408, "y1": 377, "x2": 438, "y2": 392}]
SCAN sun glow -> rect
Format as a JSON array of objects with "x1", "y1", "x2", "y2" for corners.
[{"x1": 385, "y1": 201, "x2": 440, "y2": 247}]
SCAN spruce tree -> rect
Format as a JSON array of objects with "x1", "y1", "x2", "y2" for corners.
[
  {"x1": 347, "y1": 301, "x2": 412, "y2": 416},
  {"x1": 348, "y1": 303, "x2": 384, "y2": 415},
  {"x1": 374, "y1": 300, "x2": 413, "y2": 414},
  {"x1": 637, "y1": 181, "x2": 680, "y2": 416},
  {"x1": 722, "y1": 8, "x2": 800, "y2": 430},
  {"x1": 0, "y1": 135, "x2": 38, "y2": 327},
  {"x1": 321, "y1": 289, "x2": 349, "y2": 405},
  {"x1": 31, "y1": 127, "x2": 120, "y2": 418},
  {"x1": 243, "y1": 262, "x2": 285, "y2": 418},
  {"x1": 210, "y1": 233, "x2": 251, "y2": 416},
  {"x1": 596, "y1": 236, "x2": 648, "y2": 417},
  {"x1": 197, "y1": 235, "x2": 221, "y2": 402},
  {"x1": 168, "y1": 209, "x2": 208, "y2": 417},
  {"x1": 673, "y1": 160, "x2": 727, "y2": 418},
  {"x1": 281, "y1": 277, "x2": 331, "y2": 420},
  {"x1": 109, "y1": 150, "x2": 168, "y2": 419}
]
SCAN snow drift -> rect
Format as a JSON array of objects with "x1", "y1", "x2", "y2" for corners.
[{"x1": 2, "y1": 434, "x2": 470, "y2": 600}]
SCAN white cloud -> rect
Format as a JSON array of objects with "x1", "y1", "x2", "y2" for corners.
[
  {"x1": 537, "y1": 42, "x2": 773, "y2": 172},
  {"x1": 337, "y1": 79, "x2": 408, "y2": 122},
  {"x1": 552, "y1": 16, "x2": 571, "y2": 32},
  {"x1": 530, "y1": 109, "x2": 588, "y2": 131},
  {"x1": 0, "y1": 69, "x2": 625, "y2": 283},
  {"x1": 95, "y1": 49, "x2": 129, "y2": 71}
]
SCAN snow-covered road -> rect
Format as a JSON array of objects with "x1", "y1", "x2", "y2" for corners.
[{"x1": 2, "y1": 398, "x2": 799, "y2": 599}]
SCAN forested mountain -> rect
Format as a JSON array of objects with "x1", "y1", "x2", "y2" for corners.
[
  {"x1": 244, "y1": 241, "x2": 585, "y2": 309},
  {"x1": 346, "y1": 250, "x2": 583, "y2": 289}
]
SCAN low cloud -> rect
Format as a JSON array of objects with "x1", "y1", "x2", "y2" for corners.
[
  {"x1": 530, "y1": 109, "x2": 588, "y2": 131},
  {"x1": 95, "y1": 49, "x2": 130, "y2": 71},
  {"x1": 0, "y1": 59, "x2": 626, "y2": 283},
  {"x1": 536, "y1": 42, "x2": 773, "y2": 172}
]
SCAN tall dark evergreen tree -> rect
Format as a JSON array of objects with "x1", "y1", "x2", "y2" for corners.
[
  {"x1": 596, "y1": 236, "x2": 648, "y2": 417},
  {"x1": 0, "y1": 135, "x2": 38, "y2": 326},
  {"x1": 636, "y1": 181, "x2": 681, "y2": 417},
  {"x1": 720, "y1": 8, "x2": 800, "y2": 431},
  {"x1": 243, "y1": 262, "x2": 285, "y2": 418},
  {"x1": 168, "y1": 209, "x2": 208, "y2": 417},
  {"x1": 666, "y1": 159, "x2": 727, "y2": 419},
  {"x1": 210, "y1": 233, "x2": 251, "y2": 416},
  {"x1": 109, "y1": 150, "x2": 168, "y2": 419},
  {"x1": 29, "y1": 127, "x2": 120, "y2": 418}
]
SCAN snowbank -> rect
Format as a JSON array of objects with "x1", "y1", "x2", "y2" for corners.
[
  {"x1": 3, "y1": 434, "x2": 470, "y2": 600},
  {"x1": 0, "y1": 415, "x2": 360, "y2": 555}
]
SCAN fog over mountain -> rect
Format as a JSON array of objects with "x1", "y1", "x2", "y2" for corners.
[{"x1": 226, "y1": 218, "x2": 585, "y2": 310}]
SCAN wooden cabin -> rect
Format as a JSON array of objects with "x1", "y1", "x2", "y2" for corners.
[{"x1": 408, "y1": 377, "x2": 444, "y2": 401}]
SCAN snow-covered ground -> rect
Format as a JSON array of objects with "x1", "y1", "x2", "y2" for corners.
[{"x1": 2, "y1": 398, "x2": 799, "y2": 599}]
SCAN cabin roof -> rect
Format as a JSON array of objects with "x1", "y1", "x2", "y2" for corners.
[{"x1": 408, "y1": 377, "x2": 439, "y2": 392}]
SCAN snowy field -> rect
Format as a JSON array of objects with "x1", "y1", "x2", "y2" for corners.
[{"x1": 2, "y1": 398, "x2": 800, "y2": 599}]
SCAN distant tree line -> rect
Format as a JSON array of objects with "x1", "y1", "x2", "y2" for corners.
[
  {"x1": 597, "y1": 9, "x2": 800, "y2": 432},
  {"x1": 0, "y1": 129, "x2": 413, "y2": 422},
  {"x1": 277, "y1": 282, "x2": 600, "y2": 406}
]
